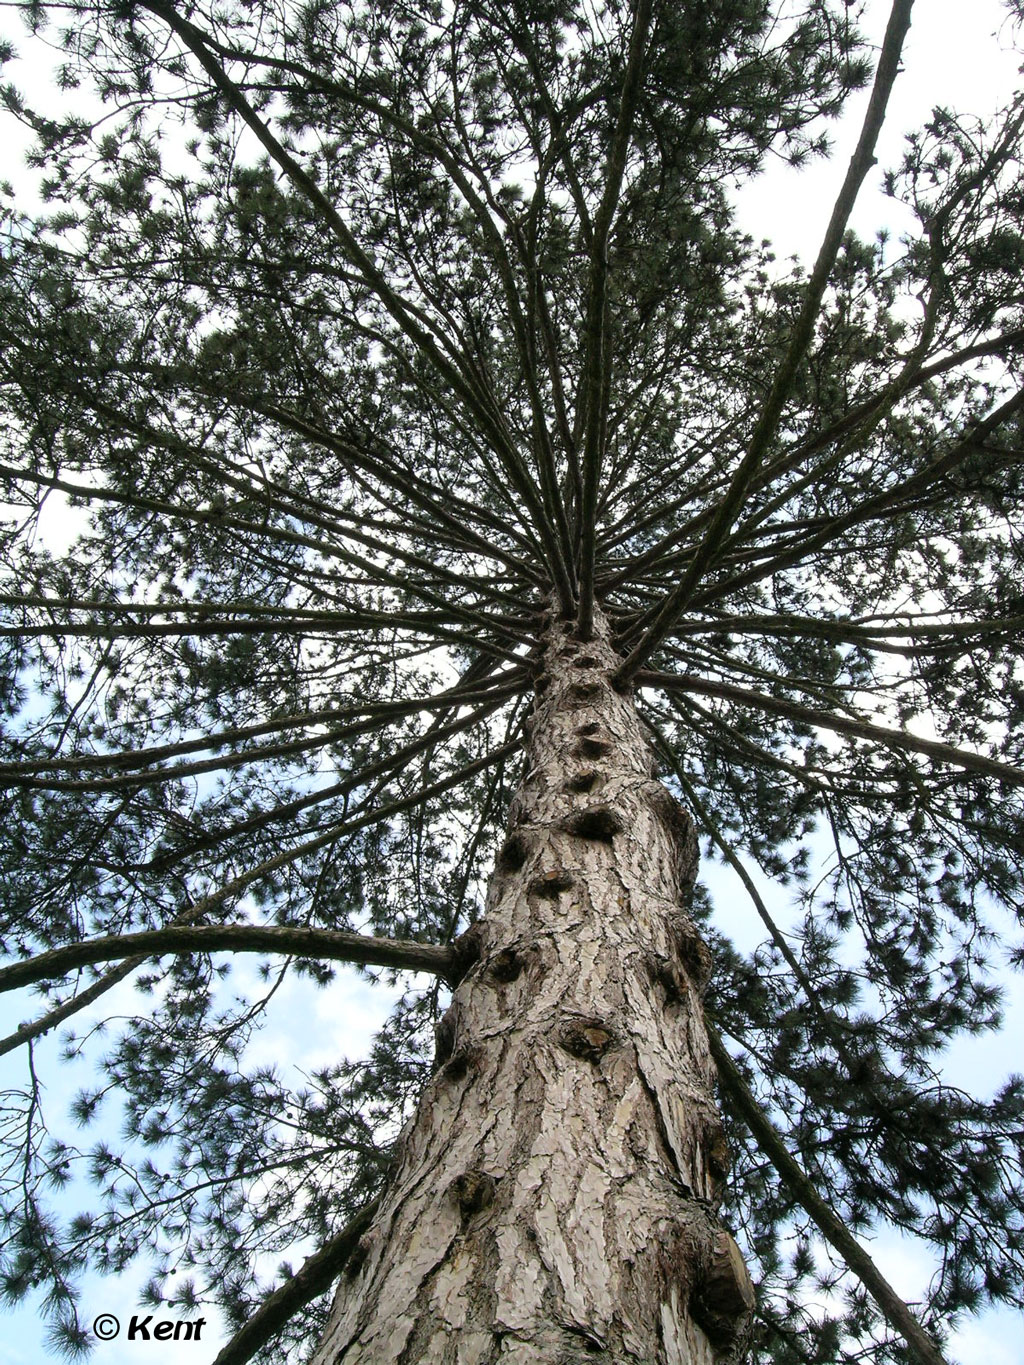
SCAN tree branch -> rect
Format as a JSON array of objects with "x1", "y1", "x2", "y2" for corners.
[
  {"x1": 0, "y1": 925, "x2": 455, "y2": 998},
  {"x1": 653, "y1": 736, "x2": 858, "y2": 1074},
  {"x1": 707, "y1": 1027, "x2": 947, "y2": 1365},
  {"x1": 0, "y1": 457, "x2": 527, "y2": 662},
  {"x1": 136, "y1": 0, "x2": 575, "y2": 612},
  {"x1": 0, "y1": 959, "x2": 139, "y2": 1059},
  {"x1": 616, "y1": 0, "x2": 916, "y2": 678},
  {"x1": 695, "y1": 386, "x2": 1024, "y2": 607},
  {"x1": 577, "y1": 0, "x2": 654, "y2": 638},
  {"x1": 210, "y1": 1200, "x2": 380, "y2": 1365},
  {"x1": 640, "y1": 670, "x2": 1024, "y2": 787},
  {"x1": 0, "y1": 670, "x2": 525, "y2": 778}
]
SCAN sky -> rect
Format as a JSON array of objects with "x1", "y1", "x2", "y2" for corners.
[
  {"x1": 1, "y1": 0, "x2": 1023, "y2": 1360},
  {"x1": 732, "y1": 0, "x2": 1023, "y2": 258}
]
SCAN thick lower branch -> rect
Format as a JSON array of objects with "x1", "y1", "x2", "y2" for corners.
[
  {"x1": 211, "y1": 1200, "x2": 380, "y2": 1365},
  {"x1": 707, "y1": 1028, "x2": 947, "y2": 1365},
  {"x1": 0, "y1": 926, "x2": 455, "y2": 997}
]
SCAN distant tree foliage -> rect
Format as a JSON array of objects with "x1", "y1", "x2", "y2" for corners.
[{"x1": 0, "y1": 0, "x2": 1022, "y2": 1359}]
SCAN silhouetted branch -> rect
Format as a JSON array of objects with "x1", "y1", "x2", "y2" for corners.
[
  {"x1": 616, "y1": 0, "x2": 916, "y2": 677},
  {"x1": 0, "y1": 926, "x2": 455, "y2": 997},
  {"x1": 708, "y1": 1027, "x2": 948, "y2": 1365},
  {"x1": 641, "y1": 670, "x2": 1024, "y2": 787},
  {"x1": 210, "y1": 1200, "x2": 380, "y2": 1365}
]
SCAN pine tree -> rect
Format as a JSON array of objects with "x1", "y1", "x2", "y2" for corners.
[{"x1": 1, "y1": 0, "x2": 1023, "y2": 1359}]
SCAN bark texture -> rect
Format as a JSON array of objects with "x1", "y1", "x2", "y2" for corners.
[{"x1": 313, "y1": 610, "x2": 753, "y2": 1363}]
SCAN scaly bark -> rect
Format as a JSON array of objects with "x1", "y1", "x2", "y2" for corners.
[{"x1": 313, "y1": 608, "x2": 753, "y2": 1363}]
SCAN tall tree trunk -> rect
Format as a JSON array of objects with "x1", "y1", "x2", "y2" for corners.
[{"x1": 313, "y1": 609, "x2": 754, "y2": 1363}]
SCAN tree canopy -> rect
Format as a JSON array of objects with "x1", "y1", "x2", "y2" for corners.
[{"x1": 0, "y1": 0, "x2": 1023, "y2": 1359}]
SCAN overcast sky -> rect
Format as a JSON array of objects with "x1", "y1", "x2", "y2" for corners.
[{"x1": 1, "y1": 1, "x2": 1022, "y2": 1361}]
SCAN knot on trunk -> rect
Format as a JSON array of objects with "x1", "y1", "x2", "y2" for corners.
[
  {"x1": 691, "y1": 1230, "x2": 755, "y2": 1359},
  {"x1": 648, "y1": 913, "x2": 713, "y2": 1000},
  {"x1": 564, "y1": 805, "x2": 623, "y2": 842},
  {"x1": 574, "y1": 724, "x2": 612, "y2": 759},
  {"x1": 567, "y1": 768, "x2": 599, "y2": 793},
  {"x1": 433, "y1": 1004, "x2": 460, "y2": 1070},
  {"x1": 448, "y1": 1169, "x2": 496, "y2": 1222},
  {"x1": 705, "y1": 1122, "x2": 731, "y2": 1181},
  {"x1": 498, "y1": 831, "x2": 531, "y2": 872},
  {"x1": 645, "y1": 781, "x2": 699, "y2": 900},
  {"x1": 528, "y1": 867, "x2": 575, "y2": 898},
  {"x1": 646, "y1": 951, "x2": 689, "y2": 1005},
  {"x1": 567, "y1": 679, "x2": 603, "y2": 706},
  {"x1": 449, "y1": 922, "x2": 485, "y2": 986},
  {"x1": 441, "y1": 1046, "x2": 482, "y2": 1083},
  {"x1": 559, "y1": 1015, "x2": 616, "y2": 1063},
  {"x1": 433, "y1": 1007, "x2": 483, "y2": 1080},
  {"x1": 488, "y1": 944, "x2": 524, "y2": 983},
  {"x1": 675, "y1": 919, "x2": 713, "y2": 994},
  {"x1": 345, "y1": 1236, "x2": 372, "y2": 1280}
]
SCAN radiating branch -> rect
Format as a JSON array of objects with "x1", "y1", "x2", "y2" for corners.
[
  {"x1": 0, "y1": 670, "x2": 526, "y2": 779},
  {"x1": 665, "y1": 611, "x2": 1024, "y2": 649},
  {"x1": 696, "y1": 387, "x2": 1024, "y2": 607},
  {"x1": 127, "y1": 691, "x2": 521, "y2": 874},
  {"x1": 640, "y1": 670, "x2": 1024, "y2": 788},
  {"x1": 137, "y1": 0, "x2": 576, "y2": 612},
  {"x1": 577, "y1": 0, "x2": 654, "y2": 638},
  {"x1": 615, "y1": 0, "x2": 916, "y2": 677}
]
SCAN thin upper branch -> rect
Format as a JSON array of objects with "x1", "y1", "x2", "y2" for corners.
[
  {"x1": 616, "y1": 0, "x2": 916, "y2": 678},
  {"x1": 136, "y1": 0, "x2": 575, "y2": 610},
  {"x1": 576, "y1": 0, "x2": 654, "y2": 638}
]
